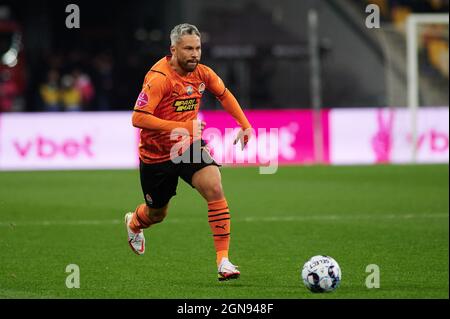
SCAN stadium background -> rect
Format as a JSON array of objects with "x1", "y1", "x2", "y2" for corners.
[{"x1": 0, "y1": 0, "x2": 448, "y2": 300}]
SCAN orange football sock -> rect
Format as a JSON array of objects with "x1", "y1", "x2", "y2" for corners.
[
  {"x1": 130, "y1": 204, "x2": 152, "y2": 233},
  {"x1": 208, "y1": 199, "x2": 231, "y2": 266}
]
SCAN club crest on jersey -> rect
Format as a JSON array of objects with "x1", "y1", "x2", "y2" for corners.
[
  {"x1": 186, "y1": 85, "x2": 194, "y2": 95},
  {"x1": 198, "y1": 83, "x2": 205, "y2": 94},
  {"x1": 173, "y1": 98, "x2": 198, "y2": 112},
  {"x1": 135, "y1": 91, "x2": 148, "y2": 108}
]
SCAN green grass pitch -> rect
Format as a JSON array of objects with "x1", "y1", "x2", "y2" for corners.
[{"x1": 0, "y1": 164, "x2": 448, "y2": 299}]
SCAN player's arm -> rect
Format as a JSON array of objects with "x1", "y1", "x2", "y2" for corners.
[
  {"x1": 205, "y1": 67, "x2": 252, "y2": 149},
  {"x1": 132, "y1": 73, "x2": 203, "y2": 136},
  {"x1": 132, "y1": 111, "x2": 204, "y2": 136}
]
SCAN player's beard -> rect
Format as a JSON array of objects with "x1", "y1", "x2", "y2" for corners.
[{"x1": 180, "y1": 58, "x2": 199, "y2": 73}]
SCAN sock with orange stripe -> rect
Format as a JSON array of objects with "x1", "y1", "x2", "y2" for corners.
[
  {"x1": 208, "y1": 198, "x2": 231, "y2": 266},
  {"x1": 129, "y1": 204, "x2": 153, "y2": 233}
]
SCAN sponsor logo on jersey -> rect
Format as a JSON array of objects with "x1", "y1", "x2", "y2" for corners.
[
  {"x1": 135, "y1": 91, "x2": 149, "y2": 108},
  {"x1": 173, "y1": 98, "x2": 198, "y2": 112}
]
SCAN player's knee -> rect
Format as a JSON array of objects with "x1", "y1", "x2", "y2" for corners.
[{"x1": 205, "y1": 183, "x2": 224, "y2": 201}]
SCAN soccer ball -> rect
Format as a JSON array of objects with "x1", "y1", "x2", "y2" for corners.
[{"x1": 301, "y1": 255, "x2": 341, "y2": 293}]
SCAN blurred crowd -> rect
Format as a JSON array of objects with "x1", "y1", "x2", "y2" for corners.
[
  {"x1": 0, "y1": 49, "x2": 117, "y2": 113},
  {"x1": 38, "y1": 51, "x2": 114, "y2": 112}
]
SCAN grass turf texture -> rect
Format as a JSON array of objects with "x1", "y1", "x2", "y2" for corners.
[{"x1": 0, "y1": 164, "x2": 448, "y2": 299}]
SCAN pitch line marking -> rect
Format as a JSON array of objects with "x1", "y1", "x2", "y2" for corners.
[{"x1": 0, "y1": 213, "x2": 448, "y2": 227}]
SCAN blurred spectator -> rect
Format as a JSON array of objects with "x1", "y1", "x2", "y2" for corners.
[
  {"x1": 0, "y1": 70, "x2": 19, "y2": 112},
  {"x1": 39, "y1": 69, "x2": 61, "y2": 112},
  {"x1": 73, "y1": 69, "x2": 95, "y2": 108},
  {"x1": 60, "y1": 74, "x2": 82, "y2": 112}
]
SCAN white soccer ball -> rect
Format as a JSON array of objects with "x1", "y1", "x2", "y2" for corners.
[{"x1": 301, "y1": 255, "x2": 341, "y2": 293}]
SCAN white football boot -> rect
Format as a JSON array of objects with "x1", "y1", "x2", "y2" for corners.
[
  {"x1": 124, "y1": 212, "x2": 145, "y2": 255},
  {"x1": 218, "y1": 258, "x2": 240, "y2": 281}
]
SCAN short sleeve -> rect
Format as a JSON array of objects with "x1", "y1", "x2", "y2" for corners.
[
  {"x1": 133, "y1": 72, "x2": 168, "y2": 114},
  {"x1": 204, "y1": 66, "x2": 226, "y2": 98}
]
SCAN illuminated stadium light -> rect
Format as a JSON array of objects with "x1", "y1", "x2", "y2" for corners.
[{"x1": 2, "y1": 48, "x2": 18, "y2": 67}]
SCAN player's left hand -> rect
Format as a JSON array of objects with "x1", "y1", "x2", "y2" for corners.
[{"x1": 233, "y1": 127, "x2": 252, "y2": 150}]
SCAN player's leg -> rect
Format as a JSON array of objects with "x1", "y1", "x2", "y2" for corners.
[
  {"x1": 125, "y1": 160, "x2": 178, "y2": 255},
  {"x1": 191, "y1": 165, "x2": 228, "y2": 262},
  {"x1": 179, "y1": 141, "x2": 240, "y2": 280},
  {"x1": 190, "y1": 165, "x2": 240, "y2": 281}
]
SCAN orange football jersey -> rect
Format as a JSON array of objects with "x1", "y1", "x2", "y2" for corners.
[{"x1": 134, "y1": 56, "x2": 227, "y2": 164}]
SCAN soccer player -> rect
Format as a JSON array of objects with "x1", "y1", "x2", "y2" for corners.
[{"x1": 125, "y1": 23, "x2": 252, "y2": 281}]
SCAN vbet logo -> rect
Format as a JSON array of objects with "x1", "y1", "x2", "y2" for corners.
[
  {"x1": 407, "y1": 129, "x2": 449, "y2": 153},
  {"x1": 0, "y1": 112, "x2": 138, "y2": 170},
  {"x1": 13, "y1": 135, "x2": 94, "y2": 159}
]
